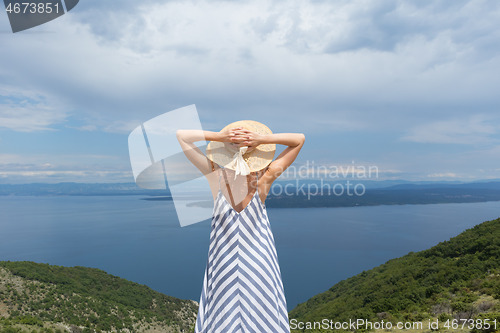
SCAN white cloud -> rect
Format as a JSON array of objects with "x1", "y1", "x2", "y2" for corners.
[
  {"x1": 400, "y1": 114, "x2": 500, "y2": 144},
  {"x1": 2, "y1": 0, "x2": 500, "y2": 181},
  {"x1": 427, "y1": 172, "x2": 460, "y2": 178},
  {"x1": 0, "y1": 85, "x2": 68, "y2": 132},
  {"x1": 0, "y1": 170, "x2": 133, "y2": 183},
  {"x1": 0, "y1": 153, "x2": 134, "y2": 183},
  {"x1": 0, "y1": 153, "x2": 127, "y2": 169},
  {"x1": 1, "y1": 0, "x2": 499, "y2": 133}
]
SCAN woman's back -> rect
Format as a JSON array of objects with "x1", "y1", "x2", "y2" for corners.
[
  {"x1": 176, "y1": 120, "x2": 304, "y2": 333},
  {"x1": 195, "y1": 166, "x2": 290, "y2": 333}
]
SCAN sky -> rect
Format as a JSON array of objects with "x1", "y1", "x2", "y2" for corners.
[{"x1": 1, "y1": 0, "x2": 500, "y2": 184}]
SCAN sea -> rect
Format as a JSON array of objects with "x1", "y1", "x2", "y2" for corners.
[{"x1": 1, "y1": 195, "x2": 500, "y2": 311}]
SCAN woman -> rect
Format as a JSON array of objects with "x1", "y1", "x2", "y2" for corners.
[{"x1": 177, "y1": 120, "x2": 305, "y2": 333}]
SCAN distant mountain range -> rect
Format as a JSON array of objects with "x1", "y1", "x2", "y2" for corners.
[
  {"x1": 2, "y1": 180, "x2": 500, "y2": 208},
  {"x1": 0, "y1": 182, "x2": 168, "y2": 196},
  {"x1": 265, "y1": 180, "x2": 500, "y2": 208}
]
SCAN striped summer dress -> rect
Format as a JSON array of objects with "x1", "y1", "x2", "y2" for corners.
[{"x1": 195, "y1": 168, "x2": 290, "y2": 333}]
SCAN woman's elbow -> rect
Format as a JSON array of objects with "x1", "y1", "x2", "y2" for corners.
[
  {"x1": 298, "y1": 133, "x2": 305, "y2": 145},
  {"x1": 176, "y1": 130, "x2": 186, "y2": 143}
]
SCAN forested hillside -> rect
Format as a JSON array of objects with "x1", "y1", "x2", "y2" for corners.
[
  {"x1": 290, "y1": 217, "x2": 500, "y2": 332},
  {"x1": 0, "y1": 261, "x2": 198, "y2": 333}
]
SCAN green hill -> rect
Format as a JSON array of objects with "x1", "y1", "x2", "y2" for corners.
[
  {"x1": 289, "y1": 217, "x2": 500, "y2": 333},
  {"x1": 0, "y1": 261, "x2": 198, "y2": 333}
]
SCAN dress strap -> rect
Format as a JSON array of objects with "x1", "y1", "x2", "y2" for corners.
[
  {"x1": 220, "y1": 167, "x2": 237, "y2": 208},
  {"x1": 211, "y1": 160, "x2": 222, "y2": 191},
  {"x1": 218, "y1": 168, "x2": 223, "y2": 191}
]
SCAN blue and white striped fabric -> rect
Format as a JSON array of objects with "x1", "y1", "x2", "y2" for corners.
[{"x1": 195, "y1": 169, "x2": 290, "y2": 333}]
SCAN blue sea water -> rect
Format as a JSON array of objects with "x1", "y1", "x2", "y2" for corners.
[{"x1": 0, "y1": 196, "x2": 499, "y2": 311}]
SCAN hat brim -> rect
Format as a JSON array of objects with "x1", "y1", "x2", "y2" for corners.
[{"x1": 206, "y1": 120, "x2": 276, "y2": 172}]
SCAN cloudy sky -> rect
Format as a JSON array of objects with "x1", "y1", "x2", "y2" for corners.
[{"x1": 1, "y1": 0, "x2": 500, "y2": 184}]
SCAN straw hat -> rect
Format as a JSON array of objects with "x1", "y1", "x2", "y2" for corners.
[{"x1": 206, "y1": 120, "x2": 276, "y2": 175}]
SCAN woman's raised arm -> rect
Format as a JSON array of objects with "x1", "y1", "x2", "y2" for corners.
[{"x1": 176, "y1": 128, "x2": 243, "y2": 175}]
